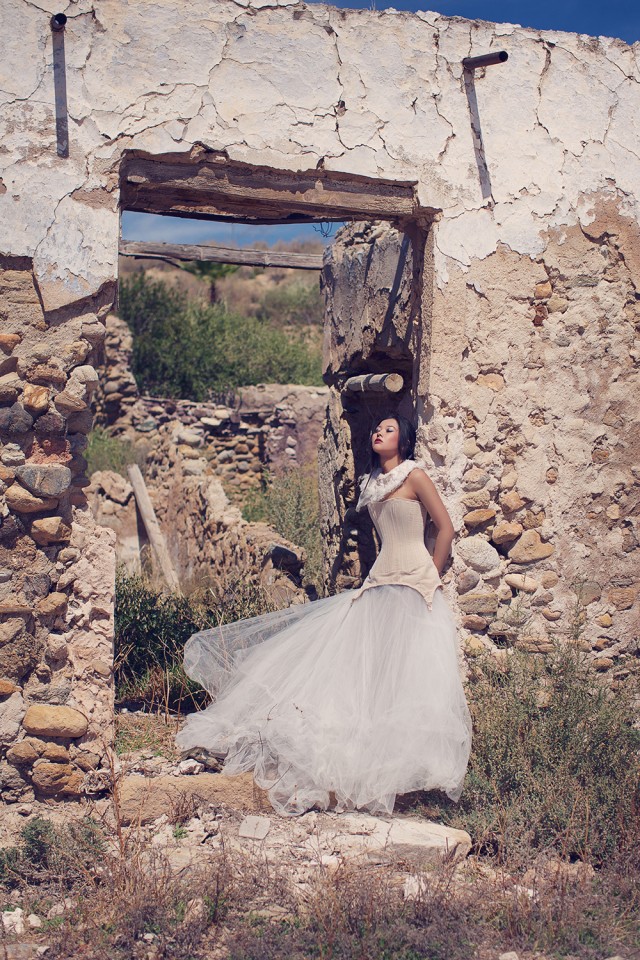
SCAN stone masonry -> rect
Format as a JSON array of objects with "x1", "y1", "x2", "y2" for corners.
[{"x1": 1, "y1": 0, "x2": 639, "y2": 802}]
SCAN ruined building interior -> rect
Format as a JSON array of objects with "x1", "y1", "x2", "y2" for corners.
[{"x1": 0, "y1": 0, "x2": 638, "y2": 806}]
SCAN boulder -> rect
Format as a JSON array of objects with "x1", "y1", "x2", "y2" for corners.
[{"x1": 22, "y1": 704, "x2": 88, "y2": 738}]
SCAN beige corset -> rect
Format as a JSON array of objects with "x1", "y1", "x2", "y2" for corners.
[{"x1": 350, "y1": 498, "x2": 443, "y2": 611}]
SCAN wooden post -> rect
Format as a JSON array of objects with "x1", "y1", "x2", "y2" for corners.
[
  {"x1": 127, "y1": 464, "x2": 181, "y2": 592},
  {"x1": 344, "y1": 373, "x2": 404, "y2": 394}
]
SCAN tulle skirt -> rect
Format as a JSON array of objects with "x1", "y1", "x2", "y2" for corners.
[{"x1": 176, "y1": 584, "x2": 472, "y2": 817}]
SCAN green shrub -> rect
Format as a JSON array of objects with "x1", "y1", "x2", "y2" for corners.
[
  {"x1": 118, "y1": 272, "x2": 323, "y2": 400},
  {"x1": 256, "y1": 279, "x2": 324, "y2": 327},
  {"x1": 241, "y1": 463, "x2": 325, "y2": 596},
  {"x1": 0, "y1": 817, "x2": 105, "y2": 890},
  {"x1": 437, "y1": 643, "x2": 640, "y2": 864},
  {"x1": 114, "y1": 567, "x2": 275, "y2": 710},
  {"x1": 85, "y1": 426, "x2": 139, "y2": 477}
]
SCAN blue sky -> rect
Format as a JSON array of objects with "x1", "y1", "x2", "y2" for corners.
[{"x1": 122, "y1": 1, "x2": 638, "y2": 251}]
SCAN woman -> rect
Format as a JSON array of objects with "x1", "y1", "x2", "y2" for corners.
[{"x1": 176, "y1": 413, "x2": 472, "y2": 817}]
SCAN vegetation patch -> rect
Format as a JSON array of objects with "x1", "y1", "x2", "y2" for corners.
[{"x1": 118, "y1": 272, "x2": 323, "y2": 400}]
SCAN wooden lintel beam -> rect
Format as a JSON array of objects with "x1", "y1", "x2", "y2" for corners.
[
  {"x1": 121, "y1": 159, "x2": 418, "y2": 221},
  {"x1": 119, "y1": 239, "x2": 324, "y2": 270}
]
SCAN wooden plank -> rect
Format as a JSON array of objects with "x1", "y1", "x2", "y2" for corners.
[
  {"x1": 121, "y1": 157, "x2": 418, "y2": 221},
  {"x1": 119, "y1": 239, "x2": 323, "y2": 270},
  {"x1": 127, "y1": 464, "x2": 181, "y2": 593},
  {"x1": 344, "y1": 373, "x2": 404, "y2": 394}
]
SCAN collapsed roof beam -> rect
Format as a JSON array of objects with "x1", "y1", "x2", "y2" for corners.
[{"x1": 119, "y1": 239, "x2": 324, "y2": 270}]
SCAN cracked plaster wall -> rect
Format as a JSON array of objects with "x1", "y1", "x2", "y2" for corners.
[{"x1": 1, "y1": 0, "x2": 639, "y2": 803}]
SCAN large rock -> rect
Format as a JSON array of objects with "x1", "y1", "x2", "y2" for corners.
[
  {"x1": 458, "y1": 592, "x2": 500, "y2": 614},
  {"x1": 456, "y1": 535, "x2": 500, "y2": 572},
  {"x1": 118, "y1": 772, "x2": 264, "y2": 825},
  {"x1": 299, "y1": 814, "x2": 471, "y2": 866},
  {"x1": 15, "y1": 464, "x2": 72, "y2": 498},
  {"x1": 22, "y1": 704, "x2": 88, "y2": 738}
]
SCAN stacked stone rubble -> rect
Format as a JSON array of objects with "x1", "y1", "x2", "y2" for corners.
[{"x1": 0, "y1": 258, "x2": 115, "y2": 804}]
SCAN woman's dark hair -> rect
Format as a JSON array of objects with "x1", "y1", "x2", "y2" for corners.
[{"x1": 367, "y1": 411, "x2": 416, "y2": 471}]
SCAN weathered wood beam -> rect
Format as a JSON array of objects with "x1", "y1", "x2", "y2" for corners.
[
  {"x1": 119, "y1": 239, "x2": 323, "y2": 270},
  {"x1": 344, "y1": 373, "x2": 404, "y2": 394},
  {"x1": 127, "y1": 464, "x2": 181, "y2": 593},
  {"x1": 121, "y1": 157, "x2": 418, "y2": 222}
]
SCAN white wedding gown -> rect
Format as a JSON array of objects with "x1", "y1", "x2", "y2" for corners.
[{"x1": 176, "y1": 497, "x2": 472, "y2": 816}]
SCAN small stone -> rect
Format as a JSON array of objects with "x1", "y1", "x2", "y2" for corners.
[
  {"x1": 177, "y1": 758, "x2": 204, "y2": 775},
  {"x1": 459, "y1": 592, "x2": 499, "y2": 615},
  {"x1": 500, "y1": 490, "x2": 527, "y2": 513},
  {"x1": 27, "y1": 914, "x2": 42, "y2": 929},
  {"x1": 0, "y1": 333, "x2": 22, "y2": 353},
  {"x1": 505, "y1": 573, "x2": 539, "y2": 593},
  {"x1": 238, "y1": 815, "x2": 271, "y2": 841},
  {"x1": 540, "y1": 571, "x2": 558, "y2": 588},
  {"x1": 21, "y1": 384, "x2": 50, "y2": 415},
  {"x1": 31, "y1": 762, "x2": 74, "y2": 794},
  {"x1": 81, "y1": 319, "x2": 106, "y2": 343},
  {"x1": 541, "y1": 608, "x2": 562, "y2": 621},
  {"x1": 42, "y1": 742, "x2": 69, "y2": 762},
  {"x1": 456, "y1": 535, "x2": 501, "y2": 573},
  {"x1": 607, "y1": 587, "x2": 637, "y2": 610},
  {"x1": 534, "y1": 280, "x2": 552, "y2": 299},
  {"x1": 463, "y1": 615, "x2": 487, "y2": 631},
  {"x1": 0, "y1": 678, "x2": 18, "y2": 696},
  {"x1": 594, "y1": 658, "x2": 614, "y2": 672},
  {"x1": 6, "y1": 740, "x2": 39, "y2": 765},
  {"x1": 463, "y1": 635, "x2": 487, "y2": 657},
  {"x1": 462, "y1": 467, "x2": 489, "y2": 491},
  {"x1": 461, "y1": 490, "x2": 490, "y2": 509},
  {"x1": 572, "y1": 580, "x2": 602, "y2": 605},
  {"x1": 547, "y1": 296, "x2": 569, "y2": 313},
  {"x1": 30, "y1": 517, "x2": 72, "y2": 545},
  {"x1": 15, "y1": 464, "x2": 72, "y2": 498},
  {"x1": 36, "y1": 592, "x2": 68, "y2": 616},
  {"x1": 508, "y1": 531, "x2": 554, "y2": 563},
  {"x1": 457, "y1": 569, "x2": 480, "y2": 594},
  {"x1": 500, "y1": 470, "x2": 518, "y2": 490},
  {"x1": 492, "y1": 522, "x2": 523, "y2": 545},
  {"x1": 464, "y1": 508, "x2": 496, "y2": 528},
  {"x1": 2, "y1": 907, "x2": 25, "y2": 935},
  {"x1": 4, "y1": 483, "x2": 58, "y2": 514},
  {"x1": 462, "y1": 439, "x2": 480, "y2": 458},
  {"x1": 515, "y1": 636, "x2": 554, "y2": 654},
  {"x1": 28, "y1": 363, "x2": 67, "y2": 385},
  {"x1": 33, "y1": 410, "x2": 66, "y2": 437},
  {"x1": 476, "y1": 373, "x2": 504, "y2": 391},
  {"x1": 595, "y1": 613, "x2": 612, "y2": 627},
  {"x1": 0, "y1": 403, "x2": 33, "y2": 435},
  {"x1": 1, "y1": 443, "x2": 26, "y2": 467},
  {"x1": 22, "y1": 704, "x2": 88, "y2": 738}
]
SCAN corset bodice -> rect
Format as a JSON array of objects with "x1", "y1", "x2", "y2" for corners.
[{"x1": 350, "y1": 498, "x2": 443, "y2": 611}]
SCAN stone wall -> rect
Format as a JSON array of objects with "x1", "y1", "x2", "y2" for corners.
[
  {"x1": 2, "y1": 0, "x2": 639, "y2": 804},
  {"x1": 320, "y1": 219, "x2": 639, "y2": 678}
]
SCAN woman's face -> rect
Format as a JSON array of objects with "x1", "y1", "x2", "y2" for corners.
[{"x1": 372, "y1": 418, "x2": 400, "y2": 459}]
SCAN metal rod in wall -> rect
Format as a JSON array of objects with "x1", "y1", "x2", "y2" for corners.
[{"x1": 462, "y1": 51, "x2": 509, "y2": 70}]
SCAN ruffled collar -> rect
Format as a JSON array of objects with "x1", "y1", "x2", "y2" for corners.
[{"x1": 355, "y1": 458, "x2": 425, "y2": 512}]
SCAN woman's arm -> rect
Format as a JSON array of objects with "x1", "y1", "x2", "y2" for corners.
[{"x1": 406, "y1": 468, "x2": 455, "y2": 576}]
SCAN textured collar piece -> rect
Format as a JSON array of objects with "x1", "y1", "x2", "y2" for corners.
[{"x1": 355, "y1": 458, "x2": 426, "y2": 512}]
